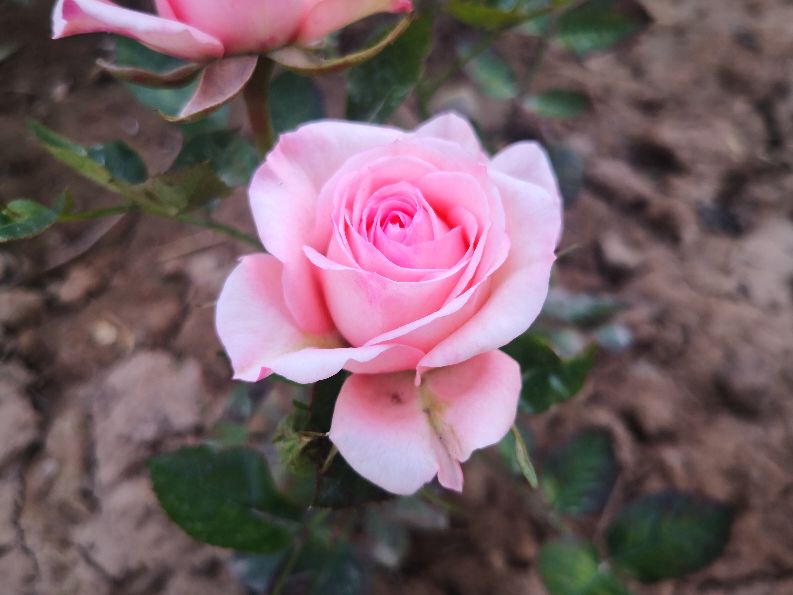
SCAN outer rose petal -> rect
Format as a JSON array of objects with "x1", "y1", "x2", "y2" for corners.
[
  {"x1": 249, "y1": 121, "x2": 403, "y2": 333},
  {"x1": 491, "y1": 141, "x2": 562, "y2": 207},
  {"x1": 413, "y1": 112, "x2": 484, "y2": 159},
  {"x1": 215, "y1": 253, "x2": 417, "y2": 383},
  {"x1": 162, "y1": 0, "x2": 303, "y2": 54},
  {"x1": 154, "y1": 0, "x2": 177, "y2": 20},
  {"x1": 52, "y1": 0, "x2": 224, "y2": 62},
  {"x1": 329, "y1": 350, "x2": 521, "y2": 495},
  {"x1": 296, "y1": 0, "x2": 413, "y2": 45},
  {"x1": 175, "y1": 56, "x2": 258, "y2": 121},
  {"x1": 420, "y1": 169, "x2": 561, "y2": 371}
]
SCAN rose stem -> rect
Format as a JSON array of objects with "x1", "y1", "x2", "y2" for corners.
[{"x1": 243, "y1": 57, "x2": 277, "y2": 157}]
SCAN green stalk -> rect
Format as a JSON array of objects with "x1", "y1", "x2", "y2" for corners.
[{"x1": 243, "y1": 57, "x2": 277, "y2": 157}]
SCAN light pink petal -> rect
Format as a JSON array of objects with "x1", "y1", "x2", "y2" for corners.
[
  {"x1": 171, "y1": 56, "x2": 258, "y2": 122},
  {"x1": 491, "y1": 141, "x2": 562, "y2": 206},
  {"x1": 153, "y1": 0, "x2": 177, "y2": 19},
  {"x1": 305, "y1": 244, "x2": 466, "y2": 347},
  {"x1": 249, "y1": 121, "x2": 403, "y2": 263},
  {"x1": 248, "y1": 120, "x2": 403, "y2": 332},
  {"x1": 420, "y1": 169, "x2": 561, "y2": 371},
  {"x1": 414, "y1": 112, "x2": 484, "y2": 158},
  {"x1": 296, "y1": 0, "x2": 412, "y2": 45},
  {"x1": 52, "y1": 0, "x2": 223, "y2": 62},
  {"x1": 164, "y1": 0, "x2": 304, "y2": 54},
  {"x1": 329, "y1": 350, "x2": 521, "y2": 495},
  {"x1": 215, "y1": 253, "x2": 408, "y2": 383},
  {"x1": 346, "y1": 226, "x2": 452, "y2": 282},
  {"x1": 329, "y1": 371, "x2": 439, "y2": 496},
  {"x1": 427, "y1": 350, "x2": 521, "y2": 462},
  {"x1": 281, "y1": 253, "x2": 335, "y2": 335},
  {"x1": 363, "y1": 278, "x2": 489, "y2": 353}
]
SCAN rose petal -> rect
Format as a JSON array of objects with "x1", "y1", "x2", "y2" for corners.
[
  {"x1": 305, "y1": 245, "x2": 468, "y2": 347},
  {"x1": 154, "y1": 0, "x2": 176, "y2": 19},
  {"x1": 329, "y1": 350, "x2": 521, "y2": 495},
  {"x1": 248, "y1": 120, "x2": 403, "y2": 332},
  {"x1": 419, "y1": 169, "x2": 561, "y2": 371},
  {"x1": 414, "y1": 112, "x2": 484, "y2": 158},
  {"x1": 52, "y1": 0, "x2": 223, "y2": 62},
  {"x1": 216, "y1": 253, "x2": 415, "y2": 383},
  {"x1": 249, "y1": 121, "x2": 404, "y2": 263},
  {"x1": 161, "y1": 0, "x2": 303, "y2": 54},
  {"x1": 296, "y1": 0, "x2": 412, "y2": 45},
  {"x1": 491, "y1": 141, "x2": 562, "y2": 207},
  {"x1": 168, "y1": 55, "x2": 258, "y2": 122}
]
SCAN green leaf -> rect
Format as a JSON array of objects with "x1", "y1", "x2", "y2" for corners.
[
  {"x1": 502, "y1": 336, "x2": 595, "y2": 413},
  {"x1": 273, "y1": 407, "x2": 313, "y2": 473},
  {"x1": 28, "y1": 120, "x2": 147, "y2": 191},
  {"x1": 311, "y1": 543, "x2": 364, "y2": 595},
  {"x1": 499, "y1": 420, "x2": 533, "y2": 474},
  {"x1": 85, "y1": 141, "x2": 148, "y2": 184},
  {"x1": 234, "y1": 532, "x2": 364, "y2": 594},
  {"x1": 207, "y1": 421, "x2": 248, "y2": 448},
  {"x1": 113, "y1": 37, "x2": 229, "y2": 137},
  {"x1": 270, "y1": 71, "x2": 325, "y2": 135},
  {"x1": 459, "y1": 43, "x2": 518, "y2": 100},
  {"x1": 510, "y1": 424, "x2": 539, "y2": 487},
  {"x1": 542, "y1": 288, "x2": 626, "y2": 327},
  {"x1": 540, "y1": 540, "x2": 631, "y2": 595},
  {"x1": 232, "y1": 551, "x2": 287, "y2": 593},
  {"x1": 171, "y1": 130, "x2": 258, "y2": 187},
  {"x1": 149, "y1": 445, "x2": 301, "y2": 553},
  {"x1": 541, "y1": 429, "x2": 618, "y2": 516},
  {"x1": 606, "y1": 491, "x2": 733, "y2": 582},
  {"x1": 524, "y1": 89, "x2": 590, "y2": 118},
  {"x1": 446, "y1": 0, "x2": 553, "y2": 31},
  {"x1": 555, "y1": 0, "x2": 652, "y2": 55},
  {"x1": 547, "y1": 143, "x2": 585, "y2": 208},
  {"x1": 347, "y1": 16, "x2": 433, "y2": 122},
  {"x1": 0, "y1": 194, "x2": 67, "y2": 243},
  {"x1": 132, "y1": 164, "x2": 231, "y2": 215}
]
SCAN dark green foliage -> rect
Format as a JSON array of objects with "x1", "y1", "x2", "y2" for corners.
[
  {"x1": 503, "y1": 335, "x2": 595, "y2": 413},
  {"x1": 541, "y1": 429, "x2": 619, "y2": 516},
  {"x1": 555, "y1": 0, "x2": 652, "y2": 55},
  {"x1": 171, "y1": 130, "x2": 258, "y2": 187},
  {"x1": 149, "y1": 445, "x2": 301, "y2": 553},
  {"x1": 0, "y1": 194, "x2": 67, "y2": 243},
  {"x1": 347, "y1": 16, "x2": 433, "y2": 122},
  {"x1": 270, "y1": 71, "x2": 325, "y2": 134},
  {"x1": 606, "y1": 491, "x2": 733, "y2": 582},
  {"x1": 540, "y1": 539, "x2": 632, "y2": 595}
]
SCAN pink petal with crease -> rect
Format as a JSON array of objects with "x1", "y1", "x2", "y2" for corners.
[
  {"x1": 420, "y1": 169, "x2": 561, "y2": 371},
  {"x1": 174, "y1": 56, "x2": 258, "y2": 121},
  {"x1": 53, "y1": 0, "x2": 223, "y2": 61},
  {"x1": 329, "y1": 350, "x2": 520, "y2": 495},
  {"x1": 215, "y1": 253, "x2": 417, "y2": 383}
]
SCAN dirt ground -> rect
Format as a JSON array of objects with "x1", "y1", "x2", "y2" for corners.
[{"x1": 1, "y1": 0, "x2": 792, "y2": 594}]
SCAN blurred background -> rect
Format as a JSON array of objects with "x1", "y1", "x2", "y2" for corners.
[{"x1": 1, "y1": 0, "x2": 792, "y2": 593}]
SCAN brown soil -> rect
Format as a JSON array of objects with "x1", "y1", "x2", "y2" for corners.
[{"x1": 1, "y1": 0, "x2": 792, "y2": 594}]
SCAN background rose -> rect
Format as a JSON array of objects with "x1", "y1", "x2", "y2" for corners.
[
  {"x1": 52, "y1": 0, "x2": 412, "y2": 61},
  {"x1": 216, "y1": 113, "x2": 562, "y2": 494}
]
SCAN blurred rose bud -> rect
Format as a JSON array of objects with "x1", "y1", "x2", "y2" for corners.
[{"x1": 52, "y1": 0, "x2": 413, "y2": 62}]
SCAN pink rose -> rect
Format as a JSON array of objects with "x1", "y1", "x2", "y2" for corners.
[
  {"x1": 52, "y1": 0, "x2": 412, "y2": 61},
  {"x1": 216, "y1": 113, "x2": 562, "y2": 495}
]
